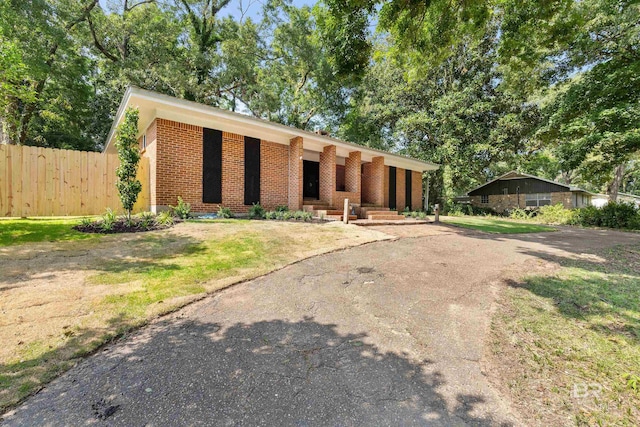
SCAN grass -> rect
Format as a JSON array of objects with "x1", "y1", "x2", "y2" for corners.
[
  {"x1": 0, "y1": 217, "x2": 99, "y2": 246},
  {"x1": 0, "y1": 219, "x2": 390, "y2": 412},
  {"x1": 441, "y1": 215, "x2": 556, "y2": 234},
  {"x1": 491, "y1": 245, "x2": 640, "y2": 426}
]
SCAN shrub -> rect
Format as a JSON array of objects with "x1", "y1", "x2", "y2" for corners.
[
  {"x1": 80, "y1": 217, "x2": 93, "y2": 227},
  {"x1": 100, "y1": 208, "x2": 117, "y2": 232},
  {"x1": 573, "y1": 205, "x2": 602, "y2": 227},
  {"x1": 170, "y1": 197, "x2": 191, "y2": 219},
  {"x1": 275, "y1": 205, "x2": 289, "y2": 213},
  {"x1": 509, "y1": 208, "x2": 533, "y2": 221},
  {"x1": 156, "y1": 210, "x2": 174, "y2": 226},
  {"x1": 248, "y1": 203, "x2": 265, "y2": 219},
  {"x1": 138, "y1": 211, "x2": 156, "y2": 229},
  {"x1": 537, "y1": 204, "x2": 576, "y2": 225},
  {"x1": 599, "y1": 201, "x2": 638, "y2": 229},
  {"x1": 264, "y1": 211, "x2": 277, "y2": 220},
  {"x1": 217, "y1": 206, "x2": 234, "y2": 219}
]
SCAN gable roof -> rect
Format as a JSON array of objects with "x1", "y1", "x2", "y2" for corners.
[
  {"x1": 465, "y1": 170, "x2": 593, "y2": 195},
  {"x1": 104, "y1": 87, "x2": 439, "y2": 172}
]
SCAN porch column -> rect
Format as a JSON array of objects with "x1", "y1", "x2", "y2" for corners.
[
  {"x1": 345, "y1": 151, "x2": 361, "y2": 195},
  {"x1": 371, "y1": 156, "x2": 385, "y2": 206},
  {"x1": 288, "y1": 136, "x2": 303, "y2": 210},
  {"x1": 319, "y1": 145, "x2": 336, "y2": 207}
]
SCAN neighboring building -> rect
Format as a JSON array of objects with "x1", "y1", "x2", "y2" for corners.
[
  {"x1": 104, "y1": 87, "x2": 438, "y2": 216},
  {"x1": 592, "y1": 193, "x2": 640, "y2": 208},
  {"x1": 465, "y1": 171, "x2": 593, "y2": 213}
]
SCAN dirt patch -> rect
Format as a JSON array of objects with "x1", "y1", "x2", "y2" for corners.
[{"x1": 0, "y1": 221, "x2": 391, "y2": 411}]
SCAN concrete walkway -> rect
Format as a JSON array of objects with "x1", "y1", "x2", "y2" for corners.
[{"x1": 3, "y1": 224, "x2": 637, "y2": 426}]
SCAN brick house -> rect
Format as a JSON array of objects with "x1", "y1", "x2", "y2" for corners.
[
  {"x1": 465, "y1": 171, "x2": 593, "y2": 213},
  {"x1": 104, "y1": 87, "x2": 438, "y2": 218}
]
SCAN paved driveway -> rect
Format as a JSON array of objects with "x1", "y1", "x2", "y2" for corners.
[{"x1": 3, "y1": 224, "x2": 637, "y2": 426}]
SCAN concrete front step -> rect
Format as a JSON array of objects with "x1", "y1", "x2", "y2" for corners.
[
  {"x1": 315, "y1": 210, "x2": 345, "y2": 216},
  {"x1": 325, "y1": 214, "x2": 358, "y2": 221},
  {"x1": 368, "y1": 214, "x2": 406, "y2": 220},
  {"x1": 303, "y1": 205, "x2": 336, "y2": 212},
  {"x1": 363, "y1": 210, "x2": 394, "y2": 216}
]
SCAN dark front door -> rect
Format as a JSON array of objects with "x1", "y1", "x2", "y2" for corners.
[{"x1": 303, "y1": 160, "x2": 320, "y2": 199}]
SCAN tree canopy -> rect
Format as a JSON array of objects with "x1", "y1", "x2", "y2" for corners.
[{"x1": 1, "y1": 0, "x2": 638, "y2": 200}]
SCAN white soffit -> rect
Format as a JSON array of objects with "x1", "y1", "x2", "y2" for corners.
[{"x1": 104, "y1": 87, "x2": 438, "y2": 172}]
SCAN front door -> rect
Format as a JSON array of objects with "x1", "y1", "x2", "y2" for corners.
[{"x1": 303, "y1": 160, "x2": 320, "y2": 199}]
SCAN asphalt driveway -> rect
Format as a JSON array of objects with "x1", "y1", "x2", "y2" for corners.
[{"x1": 2, "y1": 224, "x2": 637, "y2": 426}]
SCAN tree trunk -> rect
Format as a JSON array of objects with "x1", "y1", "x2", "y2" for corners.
[{"x1": 607, "y1": 164, "x2": 625, "y2": 202}]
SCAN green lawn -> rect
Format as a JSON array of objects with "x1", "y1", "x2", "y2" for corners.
[
  {"x1": 492, "y1": 245, "x2": 640, "y2": 425},
  {"x1": 442, "y1": 215, "x2": 556, "y2": 234},
  {"x1": 0, "y1": 218, "x2": 99, "y2": 246}
]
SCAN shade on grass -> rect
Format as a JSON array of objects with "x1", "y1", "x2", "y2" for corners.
[
  {"x1": 442, "y1": 216, "x2": 556, "y2": 234},
  {"x1": 0, "y1": 218, "x2": 98, "y2": 246}
]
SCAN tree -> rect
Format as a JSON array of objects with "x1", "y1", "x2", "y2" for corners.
[{"x1": 115, "y1": 107, "x2": 142, "y2": 220}]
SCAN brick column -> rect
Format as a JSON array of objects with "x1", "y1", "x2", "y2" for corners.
[
  {"x1": 345, "y1": 151, "x2": 361, "y2": 194},
  {"x1": 371, "y1": 156, "x2": 385, "y2": 207},
  {"x1": 319, "y1": 145, "x2": 336, "y2": 207},
  {"x1": 288, "y1": 137, "x2": 303, "y2": 210}
]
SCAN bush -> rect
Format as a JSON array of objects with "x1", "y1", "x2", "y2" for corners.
[
  {"x1": 573, "y1": 205, "x2": 602, "y2": 227},
  {"x1": 100, "y1": 208, "x2": 117, "y2": 232},
  {"x1": 138, "y1": 211, "x2": 156, "y2": 229},
  {"x1": 217, "y1": 206, "x2": 234, "y2": 219},
  {"x1": 537, "y1": 204, "x2": 576, "y2": 225},
  {"x1": 156, "y1": 210, "x2": 174, "y2": 226},
  {"x1": 170, "y1": 196, "x2": 191, "y2": 219},
  {"x1": 509, "y1": 208, "x2": 534, "y2": 221},
  {"x1": 248, "y1": 203, "x2": 265, "y2": 219},
  {"x1": 599, "y1": 201, "x2": 638, "y2": 229},
  {"x1": 448, "y1": 202, "x2": 495, "y2": 217},
  {"x1": 275, "y1": 205, "x2": 289, "y2": 213}
]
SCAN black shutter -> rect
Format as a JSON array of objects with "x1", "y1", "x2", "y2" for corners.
[
  {"x1": 202, "y1": 128, "x2": 222, "y2": 204},
  {"x1": 405, "y1": 169, "x2": 412, "y2": 210},
  {"x1": 244, "y1": 136, "x2": 261, "y2": 205},
  {"x1": 389, "y1": 166, "x2": 396, "y2": 210}
]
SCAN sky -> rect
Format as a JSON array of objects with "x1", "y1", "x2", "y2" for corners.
[{"x1": 98, "y1": 0, "x2": 316, "y2": 22}]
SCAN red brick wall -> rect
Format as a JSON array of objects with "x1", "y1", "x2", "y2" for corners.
[
  {"x1": 320, "y1": 145, "x2": 336, "y2": 206},
  {"x1": 261, "y1": 140, "x2": 288, "y2": 210},
  {"x1": 288, "y1": 136, "x2": 303, "y2": 210},
  {"x1": 412, "y1": 171, "x2": 422, "y2": 211},
  {"x1": 361, "y1": 156, "x2": 384, "y2": 206},
  {"x1": 154, "y1": 119, "x2": 288, "y2": 214},
  {"x1": 345, "y1": 151, "x2": 361, "y2": 194}
]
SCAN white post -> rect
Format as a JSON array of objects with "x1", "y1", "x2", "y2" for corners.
[
  {"x1": 434, "y1": 203, "x2": 440, "y2": 223},
  {"x1": 424, "y1": 172, "x2": 430, "y2": 212},
  {"x1": 343, "y1": 198, "x2": 349, "y2": 224}
]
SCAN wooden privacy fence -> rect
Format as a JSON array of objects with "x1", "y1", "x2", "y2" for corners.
[{"x1": 0, "y1": 144, "x2": 149, "y2": 217}]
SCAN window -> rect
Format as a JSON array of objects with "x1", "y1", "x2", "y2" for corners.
[
  {"x1": 525, "y1": 193, "x2": 551, "y2": 207},
  {"x1": 481, "y1": 195, "x2": 489, "y2": 204},
  {"x1": 142, "y1": 134, "x2": 147, "y2": 150}
]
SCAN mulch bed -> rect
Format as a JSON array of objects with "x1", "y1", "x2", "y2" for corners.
[{"x1": 73, "y1": 219, "x2": 175, "y2": 234}]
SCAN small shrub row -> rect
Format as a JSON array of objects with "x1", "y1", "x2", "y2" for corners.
[
  {"x1": 402, "y1": 209, "x2": 428, "y2": 219},
  {"x1": 448, "y1": 203, "x2": 496, "y2": 217},
  {"x1": 75, "y1": 209, "x2": 175, "y2": 234},
  {"x1": 509, "y1": 202, "x2": 640, "y2": 230},
  {"x1": 264, "y1": 210, "x2": 313, "y2": 221}
]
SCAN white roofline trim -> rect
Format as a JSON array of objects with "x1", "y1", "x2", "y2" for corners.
[{"x1": 104, "y1": 86, "x2": 438, "y2": 172}]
